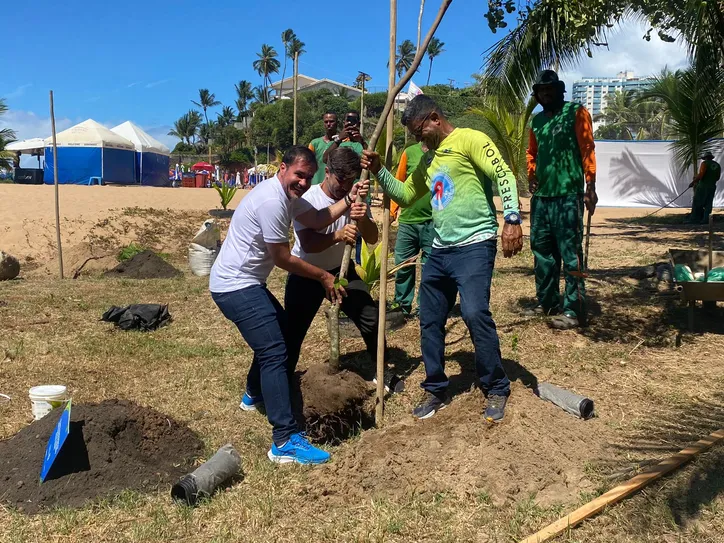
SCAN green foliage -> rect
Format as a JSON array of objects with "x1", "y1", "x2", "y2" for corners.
[
  {"x1": 426, "y1": 37, "x2": 446, "y2": 85},
  {"x1": 118, "y1": 242, "x2": 146, "y2": 262},
  {"x1": 334, "y1": 277, "x2": 349, "y2": 289},
  {"x1": 171, "y1": 142, "x2": 196, "y2": 154},
  {"x1": 168, "y1": 110, "x2": 202, "y2": 145},
  {"x1": 355, "y1": 241, "x2": 384, "y2": 290},
  {"x1": 395, "y1": 40, "x2": 417, "y2": 78},
  {"x1": 0, "y1": 98, "x2": 17, "y2": 170},
  {"x1": 214, "y1": 183, "x2": 238, "y2": 210}
]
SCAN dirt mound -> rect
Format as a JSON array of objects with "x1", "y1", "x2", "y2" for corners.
[
  {"x1": 306, "y1": 382, "x2": 608, "y2": 507},
  {"x1": 38, "y1": 242, "x2": 117, "y2": 278},
  {"x1": 298, "y1": 365, "x2": 372, "y2": 442},
  {"x1": 0, "y1": 399, "x2": 204, "y2": 514},
  {"x1": 104, "y1": 250, "x2": 181, "y2": 279}
]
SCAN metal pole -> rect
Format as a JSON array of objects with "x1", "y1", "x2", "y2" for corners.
[
  {"x1": 49, "y1": 90, "x2": 64, "y2": 279},
  {"x1": 293, "y1": 51, "x2": 299, "y2": 145},
  {"x1": 375, "y1": 0, "x2": 397, "y2": 426}
]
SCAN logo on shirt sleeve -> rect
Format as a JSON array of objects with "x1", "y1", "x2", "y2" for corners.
[{"x1": 430, "y1": 166, "x2": 454, "y2": 211}]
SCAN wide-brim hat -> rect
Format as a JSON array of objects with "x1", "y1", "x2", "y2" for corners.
[
  {"x1": 702, "y1": 151, "x2": 715, "y2": 160},
  {"x1": 533, "y1": 70, "x2": 566, "y2": 93}
]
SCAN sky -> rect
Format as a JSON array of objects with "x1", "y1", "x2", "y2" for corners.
[{"x1": 2, "y1": 0, "x2": 690, "y2": 155}]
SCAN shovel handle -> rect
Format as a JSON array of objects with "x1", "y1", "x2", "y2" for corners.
[{"x1": 584, "y1": 211, "x2": 592, "y2": 271}]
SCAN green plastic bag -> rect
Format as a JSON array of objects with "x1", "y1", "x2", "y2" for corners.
[
  {"x1": 706, "y1": 267, "x2": 724, "y2": 282},
  {"x1": 674, "y1": 264, "x2": 694, "y2": 282}
]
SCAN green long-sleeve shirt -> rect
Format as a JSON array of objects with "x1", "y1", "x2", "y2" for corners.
[{"x1": 375, "y1": 128, "x2": 520, "y2": 248}]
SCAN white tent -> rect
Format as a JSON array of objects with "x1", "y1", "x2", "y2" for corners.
[
  {"x1": 43, "y1": 119, "x2": 136, "y2": 185},
  {"x1": 111, "y1": 121, "x2": 171, "y2": 186},
  {"x1": 6, "y1": 138, "x2": 46, "y2": 154},
  {"x1": 110, "y1": 121, "x2": 170, "y2": 155}
]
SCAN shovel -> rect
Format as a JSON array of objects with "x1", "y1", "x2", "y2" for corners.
[{"x1": 568, "y1": 210, "x2": 592, "y2": 279}]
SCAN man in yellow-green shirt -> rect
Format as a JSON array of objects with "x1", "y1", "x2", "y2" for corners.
[{"x1": 361, "y1": 95, "x2": 523, "y2": 423}]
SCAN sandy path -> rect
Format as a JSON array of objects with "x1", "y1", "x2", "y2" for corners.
[{"x1": 0, "y1": 184, "x2": 692, "y2": 263}]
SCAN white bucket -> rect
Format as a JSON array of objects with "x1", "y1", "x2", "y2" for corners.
[{"x1": 29, "y1": 385, "x2": 68, "y2": 420}]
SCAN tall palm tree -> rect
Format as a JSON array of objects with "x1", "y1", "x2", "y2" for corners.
[
  {"x1": 287, "y1": 38, "x2": 306, "y2": 98},
  {"x1": 191, "y1": 89, "x2": 221, "y2": 126},
  {"x1": 253, "y1": 85, "x2": 271, "y2": 106},
  {"x1": 640, "y1": 65, "x2": 724, "y2": 176},
  {"x1": 279, "y1": 29, "x2": 296, "y2": 99},
  {"x1": 395, "y1": 40, "x2": 417, "y2": 79},
  {"x1": 0, "y1": 98, "x2": 17, "y2": 170},
  {"x1": 217, "y1": 106, "x2": 236, "y2": 128},
  {"x1": 253, "y1": 44, "x2": 281, "y2": 101},
  {"x1": 426, "y1": 37, "x2": 445, "y2": 85},
  {"x1": 235, "y1": 80, "x2": 253, "y2": 119},
  {"x1": 168, "y1": 110, "x2": 201, "y2": 145}
]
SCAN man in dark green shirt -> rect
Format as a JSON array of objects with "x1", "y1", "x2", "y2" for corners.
[
  {"x1": 686, "y1": 151, "x2": 721, "y2": 224},
  {"x1": 308, "y1": 112, "x2": 338, "y2": 185}
]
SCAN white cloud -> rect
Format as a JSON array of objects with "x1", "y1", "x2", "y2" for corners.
[
  {"x1": 145, "y1": 79, "x2": 170, "y2": 89},
  {"x1": 558, "y1": 21, "x2": 689, "y2": 84},
  {"x1": 126, "y1": 82, "x2": 142, "y2": 88},
  {"x1": 0, "y1": 109, "x2": 74, "y2": 141},
  {"x1": 4, "y1": 84, "x2": 33, "y2": 99}
]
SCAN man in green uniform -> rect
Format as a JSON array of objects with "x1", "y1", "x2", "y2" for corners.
[
  {"x1": 308, "y1": 112, "x2": 338, "y2": 185},
  {"x1": 686, "y1": 151, "x2": 721, "y2": 224},
  {"x1": 361, "y1": 95, "x2": 523, "y2": 423},
  {"x1": 526, "y1": 70, "x2": 598, "y2": 330},
  {"x1": 390, "y1": 136, "x2": 434, "y2": 317}
]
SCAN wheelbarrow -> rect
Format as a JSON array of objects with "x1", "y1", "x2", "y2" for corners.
[{"x1": 669, "y1": 215, "x2": 724, "y2": 331}]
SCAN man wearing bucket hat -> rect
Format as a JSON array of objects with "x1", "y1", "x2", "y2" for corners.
[
  {"x1": 526, "y1": 70, "x2": 597, "y2": 330},
  {"x1": 686, "y1": 151, "x2": 721, "y2": 224}
]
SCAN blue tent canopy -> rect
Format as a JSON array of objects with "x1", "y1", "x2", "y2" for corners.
[{"x1": 111, "y1": 121, "x2": 171, "y2": 186}]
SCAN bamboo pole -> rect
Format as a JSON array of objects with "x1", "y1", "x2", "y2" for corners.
[
  {"x1": 520, "y1": 428, "x2": 724, "y2": 543},
  {"x1": 326, "y1": 0, "x2": 453, "y2": 379},
  {"x1": 293, "y1": 51, "x2": 299, "y2": 145},
  {"x1": 49, "y1": 90, "x2": 64, "y2": 280}
]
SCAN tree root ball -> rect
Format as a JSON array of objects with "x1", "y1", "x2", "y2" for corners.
[
  {"x1": 298, "y1": 365, "x2": 373, "y2": 443},
  {"x1": 0, "y1": 251, "x2": 20, "y2": 281}
]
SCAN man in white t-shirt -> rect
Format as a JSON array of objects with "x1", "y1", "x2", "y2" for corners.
[
  {"x1": 285, "y1": 148, "x2": 400, "y2": 389},
  {"x1": 210, "y1": 146, "x2": 368, "y2": 465}
]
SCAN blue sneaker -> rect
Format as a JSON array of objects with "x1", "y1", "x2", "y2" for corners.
[
  {"x1": 267, "y1": 433, "x2": 331, "y2": 465},
  {"x1": 239, "y1": 392, "x2": 264, "y2": 412},
  {"x1": 484, "y1": 394, "x2": 508, "y2": 423}
]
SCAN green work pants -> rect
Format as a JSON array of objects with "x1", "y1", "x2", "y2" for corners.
[
  {"x1": 530, "y1": 194, "x2": 586, "y2": 320},
  {"x1": 691, "y1": 183, "x2": 717, "y2": 223},
  {"x1": 393, "y1": 221, "x2": 435, "y2": 313}
]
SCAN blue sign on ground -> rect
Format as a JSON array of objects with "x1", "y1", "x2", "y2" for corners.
[{"x1": 39, "y1": 399, "x2": 72, "y2": 483}]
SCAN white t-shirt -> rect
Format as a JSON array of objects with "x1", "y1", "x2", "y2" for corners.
[
  {"x1": 209, "y1": 176, "x2": 311, "y2": 293},
  {"x1": 291, "y1": 185, "x2": 350, "y2": 271}
]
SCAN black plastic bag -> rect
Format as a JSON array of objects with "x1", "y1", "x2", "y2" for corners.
[{"x1": 101, "y1": 304, "x2": 171, "y2": 331}]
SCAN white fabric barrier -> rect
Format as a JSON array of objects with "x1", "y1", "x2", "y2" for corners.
[{"x1": 595, "y1": 140, "x2": 724, "y2": 208}]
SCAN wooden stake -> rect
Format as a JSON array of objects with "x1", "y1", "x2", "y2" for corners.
[
  {"x1": 49, "y1": 90, "x2": 64, "y2": 280},
  {"x1": 327, "y1": 0, "x2": 452, "y2": 376},
  {"x1": 293, "y1": 51, "x2": 299, "y2": 145},
  {"x1": 519, "y1": 428, "x2": 724, "y2": 543}
]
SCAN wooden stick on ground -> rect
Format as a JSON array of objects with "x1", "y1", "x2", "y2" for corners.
[
  {"x1": 49, "y1": 90, "x2": 64, "y2": 280},
  {"x1": 519, "y1": 428, "x2": 724, "y2": 543},
  {"x1": 327, "y1": 0, "x2": 453, "y2": 376}
]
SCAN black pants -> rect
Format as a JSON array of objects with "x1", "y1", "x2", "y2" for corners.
[{"x1": 285, "y1": 263, "x2": 380, "y2": 370}]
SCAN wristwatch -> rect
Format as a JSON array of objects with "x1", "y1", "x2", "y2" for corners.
[{"x1": 504, "y1": 212, "x2": 522, "y2": 225}]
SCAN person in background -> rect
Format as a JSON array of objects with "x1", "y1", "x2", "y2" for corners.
[
  {"x1": 686, "y1": 151, "x2": 721, "y2": 225},
  {"x1": 361, "y1": 95, "x2": 523, "y2": 423},
  {"x1": 324, "y1": 111, "x2": 369, "y2": 263},
  {"x1": 308, "y1": 112, "x2": 339, "y2": 186},
  {"x1": 389, "y1": 135, "x2": 433, "y2": 318},
  {"x1": 526, "y1": 70, "x2": 597, "y2": 331},
  {"x1": 210, "y1": 146, "x2": 368, "y2": 465}
]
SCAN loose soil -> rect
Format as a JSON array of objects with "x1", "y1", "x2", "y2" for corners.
[
  {"x1": 0, "y1": 399, "x2": 204, "y2": 514},
  {"x1": 104, "y1": 250, "x2": 182, "y2": 279},
  {"x1": 39, "y1": 242, "x2": 117, "y2": 278},
  {"x1": 298, "y1": 364, "x2": 372, "y2": 442},
  {"x1": 307, "y1": 381, "x2": 607, "y2": 507}
]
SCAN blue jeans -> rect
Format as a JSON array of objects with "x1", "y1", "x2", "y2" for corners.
[
  {"x1": 211, "y1": 285, "x2": 298, "y2": 445},
  {"x1": 418, "y1": 239, "x2": 510, "y2": 397}
]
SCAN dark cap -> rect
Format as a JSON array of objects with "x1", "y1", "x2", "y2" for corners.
[
  {"x1": 702, "y1": 151, "x2": 715, "y2": 160},
  {"x1": 533, "y1": 70, "x2": 566, "y2": 93}
]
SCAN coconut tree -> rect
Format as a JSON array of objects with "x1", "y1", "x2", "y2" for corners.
[
  {"x1": 192, "y1": 89, "x2": 221, "y2": 127},
  {"x1": 426, "y1": 37, "x2": 445, "y2": 85},
  {"x1": 217, "y1": 106, "x2": 236, "y2": 128},
  {"x1": 252, "y1": 85, "x2": 271, "y2": 106},
  {"x1": 640, "y1": 64, "x2": 724, "y2": 176},
  {"x1": 168, "y1": 110, "x2": 201, "y2": 145},
  {"x1": 0, "y1": 98, "x2": 17, "y2": 170},
  {"x1": 253, "y1": 44, "x2": 281, "y2": 101},
  {"x1": 279, "y1": 29, "x2": 296, "y2": 99},
  {"x1": 235, "y1": 80, "x2": 253, "y2": 120},
  {"x1": 395, "y1": 40, "x2": 417, "y2": 79}
]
